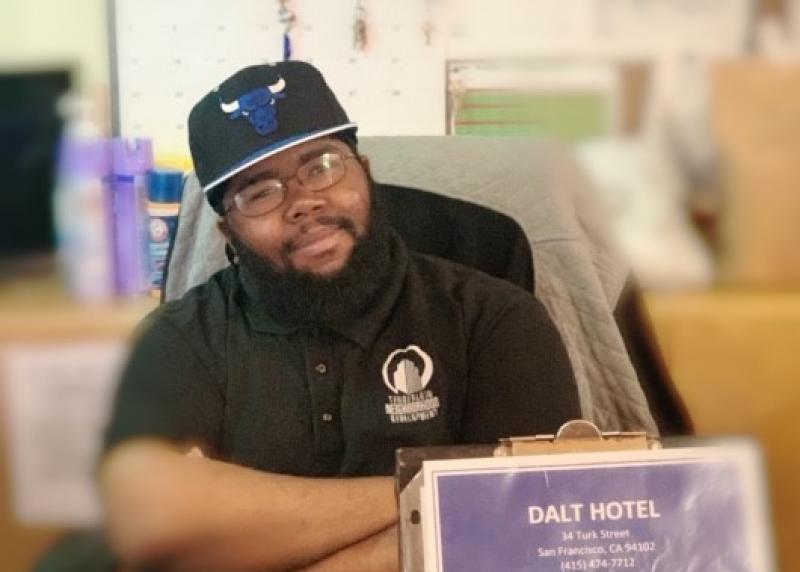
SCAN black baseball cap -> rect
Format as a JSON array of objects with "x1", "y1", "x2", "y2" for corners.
[{"x1": 188, "y1": 61, "x2": 358, "y2": 213}]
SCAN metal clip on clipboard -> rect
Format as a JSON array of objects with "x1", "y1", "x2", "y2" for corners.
[{"x1": 394, "y1": 420, "x2": 661, "y2": 572}]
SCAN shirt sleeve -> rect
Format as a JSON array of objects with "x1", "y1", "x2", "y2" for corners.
[
  {"x1": 103, "y1": 314, "x2": 225, "y2": 456},
  {"x1": 460, "y1": 292, "x2": 582, "y2": 443}
]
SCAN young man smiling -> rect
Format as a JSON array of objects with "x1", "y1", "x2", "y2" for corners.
[{"x1": 101, "y1": 61, "x2": 581, "y2": 571}]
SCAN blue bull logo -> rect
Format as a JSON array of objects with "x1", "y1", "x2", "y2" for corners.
[{"x1": 219, "y1": 77, "x2": 286, "y2": 136}]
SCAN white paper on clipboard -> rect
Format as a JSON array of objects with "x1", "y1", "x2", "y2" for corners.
[{"x1": 417, "y1": 443, "x2": 774, "y2": 572}]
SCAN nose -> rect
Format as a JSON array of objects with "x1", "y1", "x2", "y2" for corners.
[{"x1": 283, "y1": 181, "x2": 325, "y2": 223}]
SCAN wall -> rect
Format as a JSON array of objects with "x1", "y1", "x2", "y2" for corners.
[
  {"x1": 0, "y1": 0, "x2": 109, "y2": 92},
  {"x1": 111, "y1": 0, "x2": 754, "y2": 159}
]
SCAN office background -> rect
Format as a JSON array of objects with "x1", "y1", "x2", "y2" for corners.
[{"x1": 2, "y1": 0, "x2": 799, "y2": 569}]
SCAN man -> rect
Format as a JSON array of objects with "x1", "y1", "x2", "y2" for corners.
[{"x1": 101, "y1": 61, "x2": 581, "y2": 571}]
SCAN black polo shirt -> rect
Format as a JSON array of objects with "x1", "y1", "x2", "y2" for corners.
[{"x1": 105, "y1": 231, "x2": 580, "y2": 477}]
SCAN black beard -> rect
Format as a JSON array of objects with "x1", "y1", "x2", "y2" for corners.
[{"x1": 233, "y1": 188, "x2": 394, "y2": 328}]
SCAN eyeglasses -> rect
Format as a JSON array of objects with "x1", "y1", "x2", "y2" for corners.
[{"x1": 224, "y1": 151, "x2": 359, "y2": 217}]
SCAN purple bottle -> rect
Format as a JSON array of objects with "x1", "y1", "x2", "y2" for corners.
[
  {"x1": 110, "y1": 138, "x2": 153, "y2": 296},
  {"x1": 53, "y1": 137, "x2": 114, "y2": 301}
]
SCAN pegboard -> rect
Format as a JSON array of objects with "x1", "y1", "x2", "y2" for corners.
[{"x1": 110, "y1": 0, "x2": 754, "y2": 160}]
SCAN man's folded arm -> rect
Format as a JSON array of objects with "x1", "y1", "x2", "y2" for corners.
[
  {"x1": 294, "y1": 524, "x2": 399, "y2": 572},
  {"x1": 100, "y1": 439, "x2": 397, "y2": 571},
  {"x1": 103, "y1": 318, "x2": 397, "y2": 570}
]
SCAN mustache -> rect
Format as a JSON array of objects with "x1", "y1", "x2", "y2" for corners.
[{"x1": 283, "y1": 215, "x2": 359, "y2": 256}]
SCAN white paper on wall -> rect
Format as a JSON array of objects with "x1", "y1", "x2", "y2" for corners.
[{"x1": 1, "y1": 342, "x2": 128, "y2": 526}]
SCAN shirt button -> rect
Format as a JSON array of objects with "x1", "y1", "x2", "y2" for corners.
[
  {"x1": 321, "y1": 413, "x2": 334, "y2": 422},
  {"x1": 315, "y1": 363, "x2": 328, "y2": 375}
]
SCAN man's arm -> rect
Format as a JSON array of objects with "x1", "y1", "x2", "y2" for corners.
[
  {"x1": 101, "y1": 439, "x2": 397, "y2": 571},
  {"x1": 294, "y1": 525, "x2": 399, "y2": 572}
]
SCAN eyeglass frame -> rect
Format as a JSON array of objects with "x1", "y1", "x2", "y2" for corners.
[{"x1": 222, "y1": 151, "x2": 360, "y2": 217}]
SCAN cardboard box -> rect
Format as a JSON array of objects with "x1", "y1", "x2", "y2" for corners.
[{"x1": 712, "y1": 60, "x2": 800, "y2": 286}]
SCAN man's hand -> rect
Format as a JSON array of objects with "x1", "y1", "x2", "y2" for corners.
[
  {"x1": 185, "y1": 446, "x2": 205, "y2": 459},
  {"x1": 101, "y1": 439, "x2": 398, "y2": 571}
]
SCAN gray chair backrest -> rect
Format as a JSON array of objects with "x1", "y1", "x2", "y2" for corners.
[{"x1": 165, "y1": 136, "x2": 658, "y2": 434}]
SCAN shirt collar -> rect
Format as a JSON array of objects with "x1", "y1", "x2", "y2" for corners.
[{"x1": 238, "y1": 228, "x2": 409, "y2": 349}]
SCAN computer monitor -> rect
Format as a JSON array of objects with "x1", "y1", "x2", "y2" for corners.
[{"x1": 0, "y1": 68, "x2": 71, "y2": 274}]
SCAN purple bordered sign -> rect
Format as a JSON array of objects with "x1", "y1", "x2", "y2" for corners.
[{"x1": 419, "y1": 443, "x2": 774, "y2": 572}]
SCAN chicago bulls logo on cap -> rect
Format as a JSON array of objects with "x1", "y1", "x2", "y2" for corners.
[{"x1": 217, "y1": 76, "x2": 287, "y2": 136}]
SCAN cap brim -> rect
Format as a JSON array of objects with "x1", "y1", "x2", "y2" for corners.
[{"x1": 202, "y1": 122, "x2": 358, "y2": 193}]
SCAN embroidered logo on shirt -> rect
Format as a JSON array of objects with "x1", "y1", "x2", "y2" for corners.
[{"x1": 382, "y1": 345, "x2": 440, "y2": 423}]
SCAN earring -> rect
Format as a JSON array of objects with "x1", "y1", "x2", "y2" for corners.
[{"x1": 225, "y1": 243, "x2": 240, "y2": 265}]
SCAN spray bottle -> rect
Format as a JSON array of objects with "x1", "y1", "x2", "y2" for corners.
[
  {"x1": 110, "y1": 138, "x2": 153, "y2": 296},
  {"x1": 52, "y1": 97, "x2": 114, "y2": 301}
]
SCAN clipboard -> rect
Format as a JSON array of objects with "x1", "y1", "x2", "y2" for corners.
[{"x1": 394, "y1": 420, "x2": 775, "y2": 572}]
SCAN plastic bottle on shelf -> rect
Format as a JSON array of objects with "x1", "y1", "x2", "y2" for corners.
[
  {"x1": 52, "y1": 97, "x2": 114, "y2": 302},
  {"x1": 110, "y1": 138, "x2": 153, "y2": 297},
  {"x1": 147, "y1": 169, "x2": 184, "y2": 299}
]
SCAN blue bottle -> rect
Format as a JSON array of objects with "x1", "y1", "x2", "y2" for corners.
[{"x1": 147, "y1": 169, "x2": 184, "y2": 298}]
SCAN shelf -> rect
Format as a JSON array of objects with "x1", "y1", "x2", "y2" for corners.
[{"x1": 0, "y1": 276, "x2": 157, "y2": 342}]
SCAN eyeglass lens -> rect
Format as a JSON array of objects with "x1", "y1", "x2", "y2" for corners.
[{"x1": 233, "y1": 152, "x2": 348, "y2": 217}]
